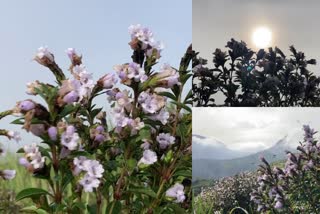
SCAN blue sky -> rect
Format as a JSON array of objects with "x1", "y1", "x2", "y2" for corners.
[{"x1": 0, "y1": 0, "x2": 191, "y2": 150}]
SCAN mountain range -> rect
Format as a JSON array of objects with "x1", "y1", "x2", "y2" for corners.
[{"x1": 192, "y1": 134, "x2": 296, "y2": 180}]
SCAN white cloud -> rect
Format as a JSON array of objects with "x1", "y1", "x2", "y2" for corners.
[{"x1": 193, "y1": 108, "x2": 320, "y2": 153}]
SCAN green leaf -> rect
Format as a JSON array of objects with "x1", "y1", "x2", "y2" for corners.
[
  {"x1": 19, "y1": 206, "x2": 48, "y2": 214},
  {"x1": 60, "y1": 104, "x2": 80, "y2": 118},
  {"x1": 105, "y1": 201, "x2": 122, "y2": 214},
  {"x1": 171, "y1": 101, "x2": 192, "y2": 112},
  {"x1": 87, "y1": 204, "x2": 97, "y2": 214},
  {"x1": 61, "y1": 171, "x2": 74, "y2": 191},
  {"x1": 127, "y1": 187, "x2": 157, "y2": 198},
  {"x1": 127, "y1": 159, "x2": 137, "y2": 172},
  {"x1": 158, "y1": 91, "x2": 177, "y2": 100},
  {"x1": 90, "y1": 108, "x2": 103, "y2": 119},
  {"x1": 11, "y1": 118, "x2": 24, "y2": 125},
  {"x1": 16, "y1": 188, "x2": 51, "y2": 201},
  {"x1": 16, "y1": 148, "x2": 24, "y2": 153}
]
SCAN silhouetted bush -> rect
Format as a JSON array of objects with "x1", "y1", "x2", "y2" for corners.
[{"x1": 193, "y1": 39, "x2": 320, "y2": 106}]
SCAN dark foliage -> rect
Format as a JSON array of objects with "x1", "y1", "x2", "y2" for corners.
[{"x1": 193, "y1": 39, "x2": 320, "y2": 106}]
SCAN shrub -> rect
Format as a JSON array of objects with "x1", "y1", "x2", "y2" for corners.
[
  {"x1": 193, "y1": 39, "x2": 320, "y2": 107},
  {"x1": 195, "y1": 172, "x2": 258, "y2": 213},
  {"x1": 0, "y1": 24, "x2": 193, "y2": 213},
  {"x1": 251, "y1": 125, "x2": 320, "y2": 213}
]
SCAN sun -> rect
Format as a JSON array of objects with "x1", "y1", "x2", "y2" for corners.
[{"x1": 252, "y1": 27, "x2": 272, "y2": 49}]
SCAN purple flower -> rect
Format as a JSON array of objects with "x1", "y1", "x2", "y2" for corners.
[
  {"x1": 138, "y1": 150, "x2": 157, "y2": 165},
  {"x1": 0, "y1": 170, "x2": 16, "y2": 180},
  {"x1": 154, "y1": 64, "x2": 180, "y2": 88},
  {"x1": 138, "y1": 92, "x2": 166, "y2": 114},
  {"x1": 73, "y1": 156, "x2": 88, "y2": 176},
  {"x1": 166, "y1": 183, "x2": 186, "y2": 203},
  {"x1": 79, "y1": 174, "x2": 101, "y2": 192},
  {"x1": 66, "y1": 48, "x2": 78, "y2": 60},
  {"x1": 157, "y1": 133, "x2": 175, "y2": 149},
  {"x1": 114, "y1": 63, "x2": 147, "y2": 85},
  {"x1": 274, "y1": 200, "x2": 283, "y2": 209},
  {"x1": 148, "y1": 108, "x2": 170, "y2": 125},
  {"x1": 19, "y1": 100, "x2": 36, "y2": 112},
  {"x1": 61, "y1": 125, "x2": 79, "y2": 151},
  {"x1": 26, "y1": 81, "x2": 41, "y2": 95},
  {"x1": 34, "y1": 46, "x2": 54, "y2": 66},
  {"x1": 6, "y1": 131, "x2": 21, "y2": 142},
  {"x1": 48, "y1": 126, "x2": 58, "y2": 141},
  {"x1": 98, "y1": 73, "x2": 118, "y2": 89},
  {"x1": 63, "y1": 91, "x2": 80, "y2": 104},
  {"x1": 83, "y1": 160, "x2": 104, "y2": 178}
]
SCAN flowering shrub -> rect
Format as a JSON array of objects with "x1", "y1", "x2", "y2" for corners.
[
  {"x1": 3, "y1": 25, "x2": 192, "y2": 213},
  {"x1": 251, "y1": 125, "x2": 320, "y2": 213},
  {"x1": 0, "y1": 111, "x2": 20, "y2": 180},
  {"x1": 193, "y1": 39, "x2": 320, "y2": 106},
  {"x1": 195, "y1": 172, "x2": 258, "y2": 213}
]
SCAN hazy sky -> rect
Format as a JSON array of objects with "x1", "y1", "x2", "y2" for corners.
[
  {"x1": 193, "y1": 0, "x2": 320, "y2": 68},
  {"x1": 193, "y1": 0, "x2": 320, "y2": 104},
  {"x1": 193, "y1": 108, "x2": 320, "y2": 153},
  {"x1": 0, "y1": 1, "x2": 191, "y2": 151}
]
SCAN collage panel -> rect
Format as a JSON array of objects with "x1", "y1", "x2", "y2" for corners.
[
  {"x1": 193, "y1": 0, "x2": 320, "y2": 107},
  {"x1": 0, "y1": 1, "x2": 192, "y2": 213},
  {"x1": 193, "y1": 108, "x2": 320, "y2": 213}
]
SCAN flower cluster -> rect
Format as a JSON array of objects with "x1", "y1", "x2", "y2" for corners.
[
  {"x1": 3, "y1": 25, "x2": 192, "y2": 213},
  {"x1": 114, "y1": 62, "x2": 147, "y2": 85},
  {"x1": 19, "y1": 143, "x2": 45, "y2": 171},
  {"x1": 0, "y1": 111, "x2": 19, "y2": 181},
  {"x1": 196, "y1": 172, "x2": 258, "y2": 212},
  {"x1": 128, "y1": 24, "x2": 164, "y2": 58},
  {"x1": 251, "y1": 125, "x2": 320, "y2": 213},
  {"x1": 166, "y1": 183, "x2": 186, "y2": 203},
  {"x1": 73, "y1": 157, "x2": 104, "y2": 192}
]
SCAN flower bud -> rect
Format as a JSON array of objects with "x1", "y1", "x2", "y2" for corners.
[
  {"x1": 98, "y1": 73, "x2": 118, "y2": 89},
  {"x1": 34, "y1": 46, "x2": 54, "y2": 66},
  {"x1": 48, "y1": 126, "x2": 58, "y2": 141},
  {"x1": 19, "y1": 100, "x2": 36, "y2": 112}
]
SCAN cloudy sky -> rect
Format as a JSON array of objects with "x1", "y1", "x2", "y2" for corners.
[
  {"x1": 0, "y1": 0, "x2": 191, "y2": 151},
  {"x1": 193, "y1": 108, "x2": 320, "y2": 153}
]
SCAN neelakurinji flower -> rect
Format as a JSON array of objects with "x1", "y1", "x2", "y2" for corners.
[
  {"x1": 26, "y1": 80, "x2": 41, "y2": 95},
  {"x1": 138, "y1": 91, "x2": 166, "y2": 114},
  {"x1": 128, "y1": 24, "x2": 164, "y2": 59},
  {"x1": 61, "y1": 125, "x2": 80, "y2": 151},
  {"x1": 90, "y1": 125, "x2": 110, "y2": 144},
  {"x1": 6, "y1": 130, "x2": 21, "y2": 142},
  {"x1": 157, "y1": 133, "x2": 175, "y2": 149},
  {"x1": 138, "y1": 149, "x2": 157, "y2": 166},
  {"x1": 73, "y1": 156, "x2": 88, "y2": 176},
  {"x1": 165, "y1": 183, "x2": 186, "y2": 203},
  {"x1": 114, "y1": 62, "x2": 147, "y2": 85},
  {"x1": 66, "y1": 48, "x2": 82, "y2": 65},
  {"x1": 18, "y1": 100, "x2": 36, "y2": 113},
  {"x1": 98, "y1": 73, "x2": 118, "y2": 89},
  {"x1": 34, "y1": 46, "x2": 54, "y2": 66},
  {"x1": 73, "y1": 157, "x2": 104, "y2": 192},
  {"x1": 20, "y1": 143, "x2": 45, "y2": 170},
  {"x1": 128, "y1": 24, "x2": 155, "y2": 50},
  {"x1": 48, "y1": 126, "x2": 58, "y2": 141},
  {"x1": 83, "y1": 160, "x2": 104, "y2": 178},
  {"x1": 148, "y1": 108, "x2": 170, "y2": 125},
  {"x1": 0, "y1": 169, "x2": 16, "y2": 180},
  {"x1": 153, "y1": 64, "x2": 180, "y2": 88},
  {"x1": 79, "y1": 174, "x2": 101, "y2": 193}
]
